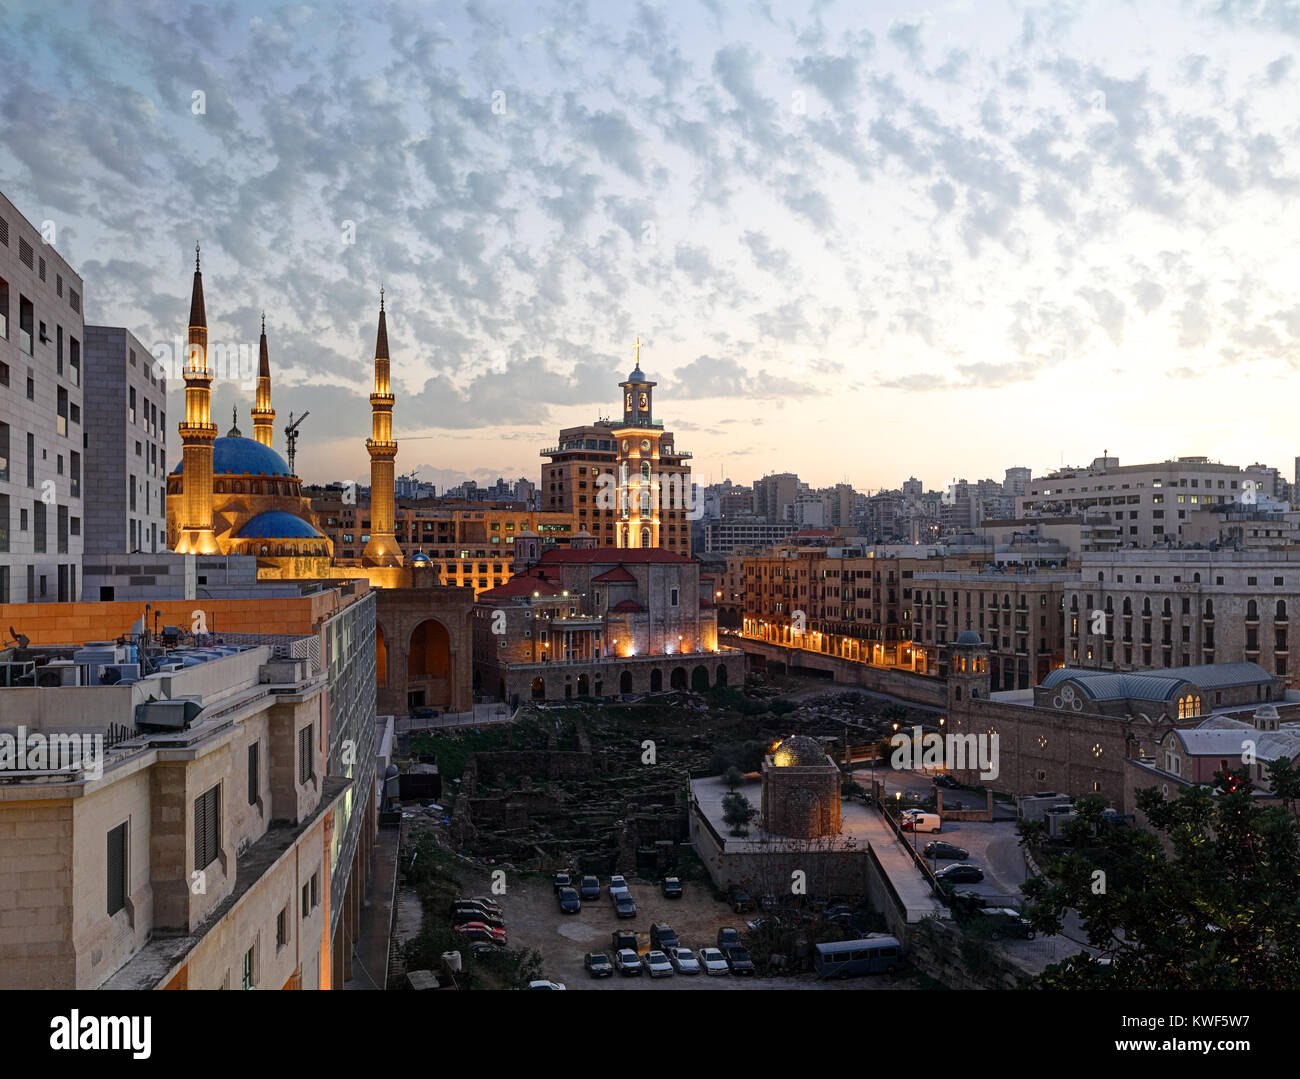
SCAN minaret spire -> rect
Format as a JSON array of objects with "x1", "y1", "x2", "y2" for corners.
[
  {"x1": 362, "y1": 291, "x2": 402, "y2": 567},
  {"x1": 174, "y1": 243, "x2": 220, "y2": 554},
  {"x1": 252, "y1": 310, "x2": 275, "y2": 447}
]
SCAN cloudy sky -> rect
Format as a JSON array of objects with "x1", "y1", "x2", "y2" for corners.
[{"x1": 4, "y1": 0, "x2": 1300, "y2": 493}]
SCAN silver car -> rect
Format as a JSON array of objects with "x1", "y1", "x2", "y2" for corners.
[
  {"x1": 698, "y1": 947, "x2": 730, "y2": 975},
  {"x1": 669, "y1": 947, "x2": 701, "y2": 975},
  {"x1": 644, "y1": 949, "x2": 674, "y2": 978}
]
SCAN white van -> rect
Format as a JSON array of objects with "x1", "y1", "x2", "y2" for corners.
[{"x1": 903, "y1": 811, "x2": 941, "y2": 833}]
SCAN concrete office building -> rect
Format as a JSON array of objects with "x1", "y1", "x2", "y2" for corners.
[
  {"x1": 703, "y1": 517, "x2": 797, "y2": 554},
  {"x1": 0, "y1": 190, "x2": 85, "y2": 603},
  {"x1": 83, "y1": 326, "x2": 168, "y2": 556},
  {"x1": 1017, "y1": 456, "x2": 1249, "y2": 547}
]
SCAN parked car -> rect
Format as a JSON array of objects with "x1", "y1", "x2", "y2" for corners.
[
  {"x1": 698, "y1": 947, "x2": 730, "y2": 975},
  {"x1": 454, "y1": 923, "x2": 507, "y2": 945},
  {"x1": 584, "y1": 952, "x2": 614, "y2": 978},
  {"x1": 724, "y1": 946, "x2": 755, "y2": 975},
  {"x1": 557, "y1": 887, "x2": 582, "y2": 914},
  {"x1": 729, "y1": 888, "x2": 756, "y2": 913},
  {"x1": 661, "y1": 876, "x2": 683, "y2": 898},
  {"x1": 923, "y1": 841, "x2": 969, "y2": 861},
  {"x1": 717, "y1": 926, "x2": 742, "y2": 951},
  {"x1": 615, "y1": 948, "x2": 643, "y2": 976},
  {"x1": 553, "y1": 872, "x2": 572, "y2": 894},
  {"x1": 450, "y1": 908, "x2": 505, "y2": 930},
  {"x1": 609, "y1": 874, "x2": 629, "y2": 892},
  {"x1": 934, "y1": 862, "x2": 984, "y2": 884},
  {"x1": 449, "y1": 898, "x2": 502, "y2": 919},
  {"x1": 614, "y1": 893, "x2": 637, "y2": 919},
  {"x1": 934, "y1": 774, "x2": 961, "y2": 789},
  {"x1": 977, "y1": 907, "x2": 1035, "y2": 939},
  {"x1": 610, "y1": 929, "x2": 638, "y2": 953},
  {"x1": 825, "y1": 905, "x2": 857, "y2": 926},
  {"x1": 579, "y1": 875, "x2": 601, "y2": 900},
  {"x1": 669, "y1": 947, "x2": 701, "y2": 975},
  {"x1": 650, "y1": 924, "x2": 680, "y2": 953},
  {"x1": 528, "y1": 980, "x2": 566, "y2": 990},
  {"x1": 643, "y1": 950, "x2": 674, "y2": 978}
]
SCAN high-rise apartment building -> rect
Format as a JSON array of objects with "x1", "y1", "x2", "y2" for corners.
[
  {"x1": 752, "y1": 472, "x2": 800, "y2": 523},
  {"x1": 0, "y1": 190, "x2": 85, "y2": 603},
  {"x1": 83, "y1": 326, "x2": 168, "y2": 555}
]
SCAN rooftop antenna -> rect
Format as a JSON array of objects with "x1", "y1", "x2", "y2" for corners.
[{"x1": 285, "y1": 410, "x2": 310, "y2": 475}]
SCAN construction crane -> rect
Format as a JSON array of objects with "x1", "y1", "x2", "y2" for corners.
[{"x1": 284, "y1": 411, "x2": 309, "y2": 475}]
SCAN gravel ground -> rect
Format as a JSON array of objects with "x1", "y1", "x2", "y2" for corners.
[{"x1": 472, "y1": 869, "x2": 910, "y2": 990}]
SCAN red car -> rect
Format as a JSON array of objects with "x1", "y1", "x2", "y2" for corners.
[{"x1": 453, "y1": 921, "x2": 507, "y2": 944}]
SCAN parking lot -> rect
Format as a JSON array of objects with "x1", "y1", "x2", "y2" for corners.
[{"x1": 477, "y1": 872, "x2": 910, "y2": 990}]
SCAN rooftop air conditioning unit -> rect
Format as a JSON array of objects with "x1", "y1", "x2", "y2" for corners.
[
  {"x1": 36, "y1": 663, "x2": 82, "y2": 687},
  {"x1": 134, "y1": 698, "x2": 204, "y2": 732},
  {"x1": 98, "y1": 663, "x2": 141, "y2": 686},
  {"x1": 0, "y1": 661, "x2": 35, "y2": 687}
]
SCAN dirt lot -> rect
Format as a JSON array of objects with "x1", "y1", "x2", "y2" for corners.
[{"x1": 464, "y1": 869, "x2": 909, "y2": 990}]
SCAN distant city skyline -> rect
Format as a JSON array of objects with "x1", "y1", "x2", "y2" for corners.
[{"x1": 4, "y1": 0, "x2": 1300, "y2": 488}]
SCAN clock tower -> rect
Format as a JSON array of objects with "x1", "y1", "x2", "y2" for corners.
[{"x1": 614, "y1": 338, "x2": 661, "y2": 549}]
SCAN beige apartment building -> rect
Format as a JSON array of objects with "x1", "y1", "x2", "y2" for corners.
[
  {"x1": 312, "y1": 494, "x2": 575, "y2": 595},
  {"x1": 910, "y1": 569, "x2": 1072, "y2": 686},
  {"x1": 0, "y1": 588, "x2": 379, "y2": 990},
  {"x1": 1017, "y1": 456, "x2": 1250, "y2": 547},
  {"x1": 741, "y1": 546, "x2": 987, "y2": 668},
  {"x1": 1065, "y1": 550, "x2": 1300, "y2": 687}
]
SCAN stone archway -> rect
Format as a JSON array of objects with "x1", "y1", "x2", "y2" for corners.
[
  {"x1": 408, "y1": 618, "x2": 453, "y2": 708},
  {"x1": 577, "y1": 674, "x2": 590, "y2": 696},
  {"x1": 531, "y1": 676, "x2": 545, "y2": 700},
  {"x1": 650, "y1": 669, "x2": 663, "y2": 692},
  {"x1": 691, "y1": 664, "x2": 710, "y2": 691},
  {"x1": 620, "y1": 670, "x2": 633, "y2": 694},
  {"x1": 670, "y1": 667, "x2": 687, "y2": 690},
  {"x1": 716, "y1": 664, "x2": 728, "y2": 687}
]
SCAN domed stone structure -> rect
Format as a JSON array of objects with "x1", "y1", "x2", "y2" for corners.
[
  {"x1": 761, "y1": 735, "x2": 841, "y2": 839},
  {"x1": 771, "y1": 734, "x2": 829, "y2": 768}
]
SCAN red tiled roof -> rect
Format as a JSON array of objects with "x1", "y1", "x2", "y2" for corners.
[
  {"x1": 477, "y1": 568, "x2": 564, "y2": 601},
  {"x1": 592, "y1": 565, "x2": 637, "y2": 583},
  {"x1": 611, "y1": 599, "x2": 646, "y2": 612},
  {"x1": 539, "y1": 547, "x2": 694, "y2": 564}
]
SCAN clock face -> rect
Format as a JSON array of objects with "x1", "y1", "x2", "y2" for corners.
[{"x1": 640, "y1": 439, "x2": 650, "y2": 452}]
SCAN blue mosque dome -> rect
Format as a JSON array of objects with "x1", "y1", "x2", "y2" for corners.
[
  {"x1": 409, "y1": 553, "x2": 432, "y2": 566},
  {"x1": 171, "y1": 436, "x2": 293, "y2": 478},
  {"x1": 236, "y1": 511, "x2": 324, "y2": 540}
]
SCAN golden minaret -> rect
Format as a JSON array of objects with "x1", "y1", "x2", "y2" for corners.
[
  {"x1": 251, "y1": 312, "x2": 275, "y2": 448},
  {"x1": 174, "y1": 244, "x2": 220, "y2": 555},
  {"x1": 362, "y1": 289, "x2": 402, "y2": 567}
]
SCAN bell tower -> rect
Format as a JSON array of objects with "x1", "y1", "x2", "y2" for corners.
[
  {"x1": 947, "y1": 620, "x2": 991, "y2": 710},
  {"x1": 614, "y1": 338, "x2": 662, "y2": 549}
]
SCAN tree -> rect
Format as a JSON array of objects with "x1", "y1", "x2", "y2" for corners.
[
  {"x1": 724, "y1": 765, "x2": 744, "y2": 792},
  {"x1": 722, "y1": 792, "x2": 756, "y2": 837},
  {"x1": 1021, "y1": 780, "x2": 1300, "y2": 989}
]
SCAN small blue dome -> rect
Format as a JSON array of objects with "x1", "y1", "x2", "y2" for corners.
[
  {"x1": 171, "y1": 436, "x2": 293, "y2": 478},
  {"x1": 955, "y1": 629, "x2": 984, "y2": 646},
  {"x1": 409, "y1": 553, "x2": 432, "y2": 565},
  {"x1": 236, "y1": 511, "x2": 323, "y2": 540}
]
